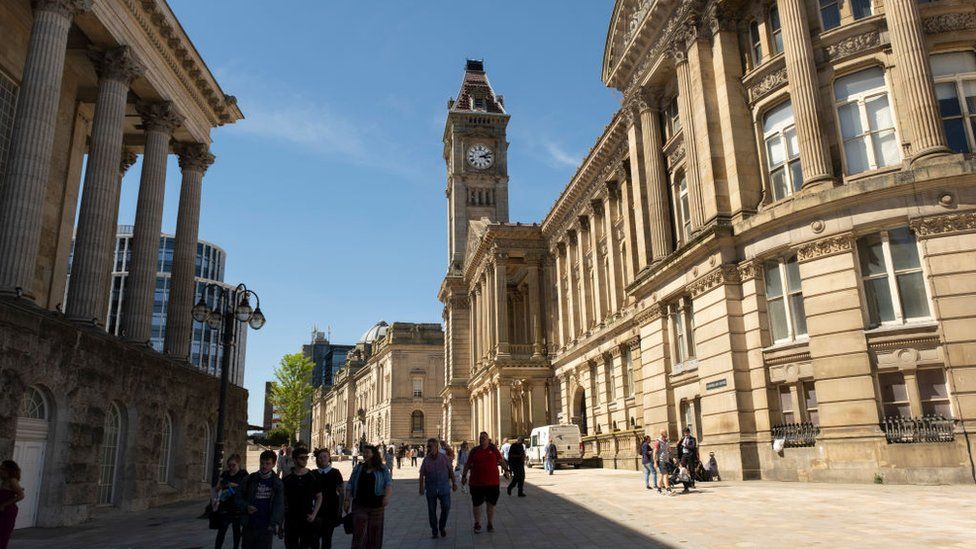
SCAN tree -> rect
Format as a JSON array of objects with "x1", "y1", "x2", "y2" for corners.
[{"x1": 269, "y1": 353, "x2": 315, "y2": 445}]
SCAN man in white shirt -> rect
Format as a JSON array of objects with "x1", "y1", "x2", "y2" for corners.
[{"x1": 500, "y1": 440, "x2": 512, "y2": 462}]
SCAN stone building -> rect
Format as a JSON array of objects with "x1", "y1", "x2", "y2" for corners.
[
  {"x1": 0, "y1": 0, "x2": 247, "y2": 528},
  {"x1": 311, "y1": 321, "x2": 445, "y2": 450},
  {"x1": 441, "y1": 0, "x2": 976, "y2": 483}
]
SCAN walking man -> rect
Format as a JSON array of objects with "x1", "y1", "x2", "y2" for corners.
[
  {"x1": 544, "y1": 439, "x2": 558, "y2": 475},
  {"x1": 240, "y1": 450, "x2": 285, "y2": 549},
  {"x1": 640, "y1": 435, "x2": 658, "y2": 491},
  {"x1": 506, "y1": 436, "x2": 527, "y2": 497},
  {"x1": 410, "y1": 447, "x2": 418, "y2": 467},
  {"x1": 653, "y1": 429, "x2": 674, "y2": 495},
  {"x1": 312, "y1": 448, "x2": 343, "y2": 549},
  {"x1": 282, "y1": 447, "x2": 322, "y2": 549},
  {"x1": 461, "y1": 432, "x2": 511, "y2": 533},
  {"x1": 419, "y1": 438, "x2": 457, "y2": 539}
]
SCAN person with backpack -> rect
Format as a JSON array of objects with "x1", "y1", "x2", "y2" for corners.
[
  {"x1": 640, "y1": 435, "x2": 658, "y2": 492},
  {"x1": 213, "y1": 454, "x2": 248, "y2": 549},
  {"x1": 653, "y1": 429, "x2": 674, "y2": 495}
]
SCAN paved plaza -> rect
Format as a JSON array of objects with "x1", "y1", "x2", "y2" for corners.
[{"x1": 11, "y1": 461, "x2": 976, "y2": 548}]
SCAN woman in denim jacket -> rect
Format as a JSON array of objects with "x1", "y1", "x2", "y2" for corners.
[{"x1": 344, "y1": 445, "x2": 392, "y2": 549}]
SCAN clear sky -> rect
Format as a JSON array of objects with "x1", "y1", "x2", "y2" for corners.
[{"x1": 115, "y1": 1, "x2": 622, "y2": 425}]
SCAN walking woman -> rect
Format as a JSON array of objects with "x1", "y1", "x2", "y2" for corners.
[
  {"x1": 214, "y1": 454, "x2": 248, "y2": 549},
  {"x1": 0, "y1": 461, "x2": 24, "y2": 549},
  {"x1": 344, "y1": 445, "x2": 391, "y2": 549},
  {"x1": 455, "y1": 441, "x2": 469, "y2": 494}
]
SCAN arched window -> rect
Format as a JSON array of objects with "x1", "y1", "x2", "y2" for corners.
[
  {"x1": 411, "y1": 411, "x2": 424, "y2": 434},
  {"x1": 20, "y1": 387, "x2": 48, "y2": 420},
  {"x1": 97, "y1": 403, "x2": 123, "y2": 505},
  {"x1": 158, "y1": 413, "x2": 173, "y2": 484},
  {"x1": 202, "y1": 423, "x2": 213, "y2": 483}
]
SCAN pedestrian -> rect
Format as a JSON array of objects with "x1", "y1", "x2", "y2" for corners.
[
  {"x1": 345, "y1": 445, "x2": 392, "y2": 549},
  {"x1": 675, "y1": 457, "x2": 694, "y2": 493},
  {"x1": 396, "y1": 445, "x2": 404, "y2": 469},
  {"x1": 312, "y1": 448, "x2": 343, "y2": 549},
  {"x1": 678, "y1": 427, "x2": 699, "y2": 470},
  {"x1": 500, "y1": 439, "x2": 512, "y2": 462},
  {"x1": 455, "y1": 441, "x2": 469, "y2": 494},
  {"x1": 383, "y1": 446, "x2": 395, "y2": 479},
  {"x1": 544, "y1": 439, "x2": 558, "y2": 475},
  {"x1": 282, "y1": 447, "x2": 322, "y2": 549},
  {"x1": 419, "y1": 437, "x2": 457, "y2": 539},
  {"x1": 506, "y1": 436, "x2": 527, "y2": 497},
  {"x1": 653, "y1": 429, "x2": 674, "y2": 495},
  {"x1": 240, "y1": 450, "x2": 285, "y2": 549},
  {"x1": 213, "y1": 454, "x2": 248, "y2": 549},
  {"x1": 707, "y1": 451, "x2": 721, "y2": 481},
  {"x1": 461, "y1": 431, "x2": 511, "y2": 534},
  {"x1": 351, "y1": 445, "x2": 360, "y2": 465},
  {"x1": 640, "y1": 435, "x2": 658, "y2": 492},
  {"x1": 0, "y1": 461, "x2": 24, "y2": 549},
  {"x1": 410, "y1": 447, "x2": 418, "y2": 467},
  {"x1": 278, "y1": 444, "x2": 295, "y2": 479}
]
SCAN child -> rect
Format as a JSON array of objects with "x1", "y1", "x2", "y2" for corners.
[{"x1": 707, "y1": 451, "x2": 721, "y2": 481}]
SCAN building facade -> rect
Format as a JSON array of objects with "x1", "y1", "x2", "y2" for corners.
[
  {"x1": 442, "y1": 0, "x2": 976, "y2": 483},
  {"x1": 263, "y1": 381, "x2": 280, "y2": 432},
  {"x1": 0, "y1": 0, "x2": 247, "y2": 528},
  {"x1": 311, "y1": 321, "x2": 445, "y2": 450},
  {"x1": 299, "y1": 329, "x2": 352, "y2": 442}
]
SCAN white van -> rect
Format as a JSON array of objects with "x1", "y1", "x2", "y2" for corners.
[{"x1": 526, "y1": 424, "x2": 582, "y2": 469}]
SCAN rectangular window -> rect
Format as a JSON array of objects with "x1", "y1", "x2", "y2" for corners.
[
  {"x1": 0, "y1": 71, "x2": 16, "y2": 181},
  {"x1": 749, "y1": 21, "x2": 763, "y2": 65},
  {"x1": 590, "y1": 363, "x2": 600, "y2": 405},
  {"x1": 764, "y1": 255, "x2": 807, "y2": 343},
  {"x1": 669, "y1": 297, "x2": 696, "y2": 364},
  {"x1": 622, "y1": 346, "x2": 634, "y2": 397},
  {"x1": 769, "y1": 8, "x2": 783, "y2": 54},
  {"x1": 606, "y1": 359, "x2": 616, "y2": 401},
  {"x1": 779, "y1": 385, "x2": 795, "y2": 423},
  {"x1": 662, "y1": 96, "x2": 681, "y2": 141},
  {"x1": 819, "y1": 0, "x2": 841, "y2": 31},
  {"x1": 857, "y1": 227, "x2": 930, "y2": 328},
  {"x1": 412, "y1": 378, "x2": 423, "y2": 398},
  {"x1": 834, "y1": 67, "x2": 900, "y2": 174},
  {"x1": 763, "y1": 100, "x2": 803, "y2": 200},
  {"x1": 850, "y1": 0, "x2": 872, "y2": 20},
  {"x1": 931, "y1": 52, "x2": 976, "y2": 154},
  {"x1": 672, "y1": 173, "x2": 691, "y2": 244},
  {"x1": 803, "y1": 382, "x2": 819, "y2": 424},
  {"x1": 917, "y1": 368, "x2": 952, "y2": 417},
  {"x1": 879, "y1": 372, "x2": 910, "y2": 419}
]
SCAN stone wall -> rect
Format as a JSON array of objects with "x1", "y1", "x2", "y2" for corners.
[{"x1": 0, "y1": 297, "x2": 247, "y2": 527}]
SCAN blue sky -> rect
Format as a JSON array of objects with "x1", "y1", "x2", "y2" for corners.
[{"x1": 116, "y1": 1, "x2": 622, "y2": 425}]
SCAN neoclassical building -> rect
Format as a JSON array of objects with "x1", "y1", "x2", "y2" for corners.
[
  {"x1": 0, "y1": 0, "x2": 247, "y2": 528},
  {"x1": 311, "y1": 321, "x2": 445, "y2": 450},
  {"x1": 441, "y1": 0, "x2": 976, "y2": 483}
]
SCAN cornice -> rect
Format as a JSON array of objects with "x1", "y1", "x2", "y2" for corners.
[
  {"x1": 909, "y1": 211, "x2": 976, "y2": 238},
  {"x1": 632, "y1": 303, "x2": 663, "y2": 325},
  {"x1": 795, "y1": 233, "x2": 854, "y2": 263}
]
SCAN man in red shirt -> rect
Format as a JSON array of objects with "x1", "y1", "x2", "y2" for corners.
[{"x1": 460, "y1": 431, "x2": 511, "y2": 533}]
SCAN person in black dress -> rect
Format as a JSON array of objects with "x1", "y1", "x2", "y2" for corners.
[
  {"x1": 282, "y1": 447, "x2": 322, "y2": 549},
  {"x1": 311, "y1": 448, "x2": 343, "y2": 549}
]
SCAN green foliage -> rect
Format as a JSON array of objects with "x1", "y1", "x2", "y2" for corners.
[
  {"x1": 258, "y1": 429, "x2": 289, "y2": 447},
  {"x1": 269, "y1": 353, "x2": 315, "y2": 445}
]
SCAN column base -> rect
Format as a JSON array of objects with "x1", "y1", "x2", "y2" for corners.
[
  {"x1": 909, "y1": 146, "x2": 955, "y2": 168},
  {"x1": 800, "y1": 173, "x2": 836, "y2": 192},
  {"x1": 0, "y1": 287, "x2": 36, "y2": 301}
]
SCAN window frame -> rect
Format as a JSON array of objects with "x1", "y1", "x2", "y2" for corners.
[
  {"x1": 761, "y1": 100, "x2": 803, "y2": 201},
  {"x1": 763, "y1": 255, "x2": 808, "y2": 344},
  {"x1": 158, "y1": 413, "x2": 173, "y2": 484},
  {"x1": 768, "y1": 7, "x2": 783, "y2": 55},
  {"x1": 931, "y1": 51, "x2": 976, "y2": 154},
  {"x1": 818, "y1": 0, "x2": 841, "y2": 32},
  {"x1": 670, "y1": 171, "x2": 691, "y2": 245},
  {"x1": 97, "y1": 402, "x2": 123, "y2": 506},
  {"x1": 669, "y1": 296, "x2": 696, "y2": 368},
  {"x1": 856, "y1": 227, "x2": 933, "y2": 329},
  {"x1": 749, "y1": 20, "x2": 763, "y2": 66},
  {"x1": 833, "y1": 67, "x2": 902, "y2": 175}
]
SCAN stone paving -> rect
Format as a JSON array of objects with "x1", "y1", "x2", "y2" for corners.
[{"x1": 11, "y1": 460, "x2": 976, "y2": 548}]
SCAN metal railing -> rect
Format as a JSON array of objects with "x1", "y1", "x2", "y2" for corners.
[
  {"x1": 771, "y1": 422, "x2": 819, "y2": 447},
  {"x1": 881, "y1": 415, "x2": 955, "y2": 444}
]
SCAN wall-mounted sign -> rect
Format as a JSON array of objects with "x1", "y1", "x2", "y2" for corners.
[{"x1": 706, "y1": 378, "x2": 727, "y2": 391}]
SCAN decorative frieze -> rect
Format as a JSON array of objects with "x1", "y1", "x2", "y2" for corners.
[
  {"x1": 627, "y1": 337, "x2": 641, "y2": 352},
  {"x1": 795, "y1": 233, "x2": 854, "y2": 263},
  {"x1": 909, "y1": 211, "x2": 976, "y2": 238},
  {"x1": 922, "y1": 13, "x2": 976, "y2": 34},
  {"x1": 748, "y1": 67, "x2": 787, "y2": 102},
  {"x1": 633, "y1": 303, "x2": 663, "y2": 325},
  {"x1": 737, "y1": 259, "x2": 763, "y2": 282},
  {"x1": 689, "y1": 264, "x2": 741, "y2": 297},
  {"x1": 824, "y1": 30, "x2": 881, "y2": 62}
]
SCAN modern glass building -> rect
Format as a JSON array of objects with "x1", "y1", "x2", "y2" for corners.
[{"x1": 67, "y1": 225, "x2": 246, "y2": 386}]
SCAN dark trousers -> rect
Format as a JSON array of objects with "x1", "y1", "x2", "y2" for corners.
[
  {"x1": 396, "y1": 457, "x2": 402, "y2": 468},
  {"x1": 507, "y1": 462, "x2": 525, "y2": 494},
  {"x1": 351, "y1": 504, "x2": 385, "y2": 549},
  {"x1": 241, "y1": 526, "x2": 274, "y2": 549},
  {"x1": 312, "y1": 518, "x2": 337, "y2": 549},
  {"x1": 425, "y1": 490, "x2": 451, "y2": 534},
  {"x1": 215, "y1": 516, "x2": 242, "y2": 549},
  {"x1": 284, "y1": 515, "x2": 316, "y2": 549}
]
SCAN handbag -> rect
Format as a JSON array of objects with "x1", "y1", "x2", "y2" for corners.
[{"x1": 342, "y1": 512, "x2": 355, "y2": 535}]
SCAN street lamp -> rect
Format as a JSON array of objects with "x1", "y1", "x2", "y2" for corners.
[{"x1": 193, "y1": 282, "x2": 265, "y2": 487}]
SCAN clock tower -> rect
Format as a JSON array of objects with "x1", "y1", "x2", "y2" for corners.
[{"x1": 443, "y1": 59, "x2": 510, "y2": 273}]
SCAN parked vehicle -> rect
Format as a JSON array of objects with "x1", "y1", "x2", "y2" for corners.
[{"x1": 526, "y1": 424, "x2": 582, "y2": 469}]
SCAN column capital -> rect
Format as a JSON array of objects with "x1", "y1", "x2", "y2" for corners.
[
  {"x1": 136, "y1": 101, "x2": 184, "y2": 133},
  {"x1": 577, "y1": 214, "x2": 590, "y2": 232},
  {"x1": 175, "y1": 142, "x2": 215, "y2": 173},
  {"x1": 707, "y1": 3, "x2": 740, "y2": 35},
  {"x1": 90, "y1": 45, "x2": 144, "y2": 84},
  {"x1": 33, "y1": 0, "x2": 92, "y2": 17},
  {"x1": 119, "y1": 149, "x2": 137, "y2": 175}
]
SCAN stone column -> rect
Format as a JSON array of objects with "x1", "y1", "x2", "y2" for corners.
[
  {"x1": 164, "y1": 143, "x2": 214, "y2": 358},
  {"x1": 672, "y1": 47, "x2": 706, "y2": 229},
  {"x1": 578, "y1": 216, "x2": 596, "y2": 329},
  {"x1": 494, "y1": 254, "x2": 509, "y2": 355},
  {"x1": 470, "y1": 288, "x2": 479, "y2": 367},
  {"x1": 573, "y1": 227, "x2": 592, "y2": 331},
  {"x1": 602, "y1": 183, "x2": 623, "y2": 312},
  {"x1": 587, "y1": 203, "x2": 607, "y2": 323},
  {"x1": 624, "y1": 105, "x2": 652, "y2": 268},
  {"x1": 637, "y1": 92, "x2": 674, "y2": 260},
  {"x1": 885, "y1": 0, "x2": 950, "y2": 162},
  {"x1": 554, "y1": 243, "x2": 568, "y2": 348},
  {"x1": 0, "y1": 0, "x2": 92, "y2": 298},
  {"x1": 66, "y1": 47, "x2": 143, "y2": 324},
  {"x1": 526, "y1": 261, "x2": 543, "y2": 357},
  {"x1": 778, "y1": 0, "x2": 833, "y2": 186},
  {"x1": 497, "y1": 382, "x2": 512, "y2": 439},
  {"x1": 105, "y1": 149, "x2": 138, "y2": 297},
  {"x1": 617, "y1": 173, "x2": 639, "y2": 283},
  {"x1": 121, "y1": 101, "x2": 183, "y2": 342},
  {"x1": 566, "y1": 231, "x2": 581, "y2": 339}
]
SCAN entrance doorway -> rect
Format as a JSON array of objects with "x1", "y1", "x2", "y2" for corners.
[
  {"x1": 13, "y1": 387, "x2": 50, "y2": 529},
  {"x1": 573, "y1": 387, "x2": 587, "y2": 435}
]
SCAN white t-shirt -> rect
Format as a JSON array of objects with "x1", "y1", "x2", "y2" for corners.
[{"x1": 501, "y1": 442, "x2": 512, "y2": 460}]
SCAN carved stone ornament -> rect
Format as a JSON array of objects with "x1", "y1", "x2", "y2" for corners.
[
  {"x1": 708, "y1": 4, "x2": 739, "y2": 34},
  {"x1": 174, "y1": 142, "x2": 215, "y2": 173},
  {"x1": 909, "y1": 211, "x2": 976, "y2": 238},
  {"x1": 607, "y1": 345, "x2": 622, "y2": 359},
  {"x1": 624, "y1": 0, "x2": 655, "y2": 45},
  {"x1": 922, "y1": 13, "x2": 976, "y2": 34},
  {"x1": 795, "y1": 233, "x2": 854, "y2": 263},
  {"x1": 627, "y1": 337, "x2": 640, "y2": 352},
  {"x1": 667, "y1": 142, "x2": 686, "y2": 168},
  {"x1": 119, "y1": 149, "x2": 138, "y2": 175},
  {"x1": 578, "y1": 215, "x2": 591, "y2": 231},
  {"x1": 748, "y1": 67, "x2": 787, "y2": 102},
  {"x1": 91, "y1": 45, "x2": 144, "y2": 83},
  {"x1": 737, "y1": 259, "x2": 762, "y2": 282},
  {"x1": 450, "y1": 294, "x2": 470, "y2": 308},
  {"x1": 136, "y1": 101, "x2": 184, "y2": 133},
  {"x1": 689, "y1": 264, "x2": 741, "y2": 297},
  {"x1": 34, "y1": 0, "x2": 92, "y2": 17},
  {"x1": 824, "y1": 30, "x2": 881, "y2": 62}
]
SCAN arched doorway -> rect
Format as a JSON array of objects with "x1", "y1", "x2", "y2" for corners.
[
  {"x1": 573, "y1": 387, "x2": 587, "y2": 435},
  {"x1": 14, "y1": 387, "x2": 50, "y2": 528}
]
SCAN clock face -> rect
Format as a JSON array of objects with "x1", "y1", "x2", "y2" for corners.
[{"x1": 466, "y1": 144, "x2": 494, "y2": 170}]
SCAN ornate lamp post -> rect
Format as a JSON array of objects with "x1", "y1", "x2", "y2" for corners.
[{"x1": 192, "y1": 282, "x2": 265, "y2": 486}]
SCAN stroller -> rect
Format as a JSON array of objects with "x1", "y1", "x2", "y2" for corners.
[{"x1": 669, "y1": 457, "x2": 695, "y2": 492}]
